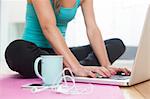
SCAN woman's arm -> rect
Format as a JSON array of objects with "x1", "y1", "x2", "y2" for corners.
[
  {"x1": 81, "y1": 0, "x2": 131, "y2": 75},
  {"x1": 81, "y1": 0, "x2": 111, "y2": 67},
  {"x1": 31, "y1": 0, "x2": 81, "y2": 70}
]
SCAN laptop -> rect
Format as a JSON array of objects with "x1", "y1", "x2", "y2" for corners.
[{"x1": 72, "y1": 5, "x2": 150, "y2": 86}]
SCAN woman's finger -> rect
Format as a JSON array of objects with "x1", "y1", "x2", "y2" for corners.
[
  {"x1": 95, "y1": 68, "x2": 108, "y2": 77},
  {"x1": 124, "y1": 68, "x2": 131, "y2": 75},
  {"x1": 109, "y1": 68, "x2": 117, "y2": 75},
  {"x1": 82, "y1": 67, "x2": 96, "y2": 78},
  {"x1": 87, "y1": 70, "x2": 96, "y2": 78},
  {"x1": 105, "y1": 67, "x2": 117, "y2": 75},
  {"x1": 99, "y1": 67, "x2": 111, "y2": 77},
  {"x1": 85, "y1": 66, "x2": 108, "y2": 77},
  {"x1": 117, "y1": 68, "x2": 129, "y2": 75}
]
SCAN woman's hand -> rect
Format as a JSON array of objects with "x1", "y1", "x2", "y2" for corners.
[
  {"x1": 72, "y1": 65, "x2": 131, "y2": 78},
  {"x1": 73, "y1": 66, "x2": 112, "y2": 78},
  {"x1": 72, "y1": 66, "x2": 96, "y2": 78},
  {"x1": 105, "y1": 66, "x2": 131, "y2": 76}
]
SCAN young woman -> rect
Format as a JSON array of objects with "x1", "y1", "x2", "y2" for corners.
[{"x1": 5, "y1": 0, "x2": 130, "y2": 78}]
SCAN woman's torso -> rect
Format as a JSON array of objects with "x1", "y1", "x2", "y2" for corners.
[{"x1": 22, "y1": 0, "x2": 81, "y2": 48}]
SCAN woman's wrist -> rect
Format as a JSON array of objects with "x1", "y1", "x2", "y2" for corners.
[
  {"x1": 63, "y1": 57, "x2": 81, "y2": 71},
  {"x1": 71, "y1": 64, "x2": 82, "y2": 71},
  {"x1": 101, "y1": 61, "x2": 111, "y2": 67}
]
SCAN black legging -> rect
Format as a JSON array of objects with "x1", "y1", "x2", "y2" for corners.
[{"x1": 5, "y1": 38, "x2": 125, "y2": 78}]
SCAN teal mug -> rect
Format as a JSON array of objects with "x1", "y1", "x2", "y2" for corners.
[{"x1": 34, "y1": 55, "x2": 63, "y2": 86}]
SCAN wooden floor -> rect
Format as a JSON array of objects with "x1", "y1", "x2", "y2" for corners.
[
  {"x1": 120, "y1": 81, "x2": 150, "y2": 99},
  {"x1": 1, "y1": 61, "x2": 150, "y2": 99}
]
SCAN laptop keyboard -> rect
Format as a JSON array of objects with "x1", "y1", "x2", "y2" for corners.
[
  {"x1": 97, "y1": 74, "x2": 130, "y2": 80},
  {"x1": 109, "y1": 75, "x2": 130, "y2": 80}
]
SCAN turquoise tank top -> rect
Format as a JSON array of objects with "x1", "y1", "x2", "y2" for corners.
[{"x1": 22, "y1": 0, "x2": 80, "y2": 48}]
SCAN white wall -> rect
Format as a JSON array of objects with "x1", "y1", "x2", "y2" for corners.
[
  {"x1": 66, "y1": 0, "x2": 150, "y2": 47},
  {"x1": 0, "y1": 0, "x2": 26, "y2": 62},
  {"x1": 0, "y1": 0, "x2": 150, "y2": 62}
]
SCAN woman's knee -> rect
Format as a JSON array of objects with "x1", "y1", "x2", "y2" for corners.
[
  {"x1": 5, "y1": 40, "x2": 49, "y2": 77},
  {"x1": 5, "y1": 40, "x2": 24, "y2": 71},
  {"x1": 5, "y1": 40, "x2": 38, "y2": 72},
  {"x1": 105, "y1": 38, "x2": 126, "y2": 63},
  {"x1": 108, "y1": 38, "x2": 126, "y2": 54},
  {"x1": 112, "y1": 38, "x2": 126, "y2": 54}
]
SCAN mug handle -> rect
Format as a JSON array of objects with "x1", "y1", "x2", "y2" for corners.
[{"x1": 34, "y1": 57, "x2": 43, "y2": 80}]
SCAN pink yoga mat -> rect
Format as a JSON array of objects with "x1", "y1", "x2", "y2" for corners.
[{"x1": 0, "y1": 75, "x2": 124, "y2": 99}]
